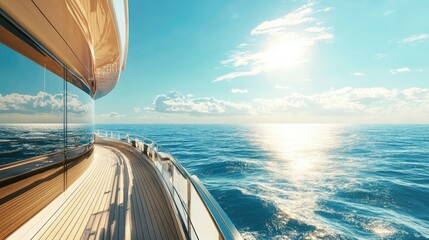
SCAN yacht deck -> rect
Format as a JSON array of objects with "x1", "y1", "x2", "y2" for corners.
[{"x1": 8, "y1": 140, "x2": 185, "y2": 240}]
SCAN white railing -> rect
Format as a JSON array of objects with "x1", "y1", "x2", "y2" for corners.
[{"x1": 96, "y1": 130, "x2": 242, "y2": 240}]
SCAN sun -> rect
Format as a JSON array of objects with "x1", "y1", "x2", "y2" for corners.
[{"x1": 260, "y1": 36, "x2": 310, "y2": 71}]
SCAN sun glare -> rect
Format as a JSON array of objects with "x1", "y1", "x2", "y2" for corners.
[
  {"x1": 249, "y1": 124, "x2": 345, "y2": 230},
  {"x1": 252, "y1": 124, "x2": 340, "y2": 181},
  {"x1": 261, "y1": 37, "x2": 310, "y2": 71}
]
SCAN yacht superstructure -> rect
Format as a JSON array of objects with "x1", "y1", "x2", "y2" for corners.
[{"x1": 0, "y1": 1, "x2": 241, "y2": 239}]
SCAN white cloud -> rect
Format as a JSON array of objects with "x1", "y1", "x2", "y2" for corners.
[
  {"x1": 101, "y1": 112, "x2": 124, "y2": 118},
  {"x1": 352, "y1": 72, "x2": 365, "y2": 77},
  {"x1": 261, "y1": 87, "x2": 429, "y2": 115},
  {"x1": 0, "y1": 91, "x2": 91, "y2": 114},
  {"x1": 0, "y1": 93, "x2": 33, "y2": 111},
  {"x1": 383, "y1": 10, "x2": 395, "y2": 16},
  {"x1": 399, "y1": 34, "x2": 429, "y2": 44},
  {"x1": 275, "y1": 85, "x2": 290, "y2": 90},
  {"x1": 133, "y1": 107, "x2": 141, "y2": 113},
  {"x1": 250, "y1": 3, "x2": 331, "y2": 35},
  {"x1": 374, "y1": 53, "x2": 387, "y2": 59},
  {"x1": 390, "y1": 67, "x2": 410, "y2": 74},
  {"x1": 215, "y1": 2, "x2": 333, "y2": 82},
  {"x1": 305, "y1": 26, "x2": 328, "y2": 33},
  {"x1": 220, "y1": 51, "x2": 257, "y2": 67},
  {"x1": 151, "y1": 88, "x2": 429, "y2": 118},
  {"x1": 68, "y1": 93, "x2": 92, "y2": 113},
  {"x1": 231, "y1": 88, "x2": 248, "y2": 94},
  {"x1": 214, "y1": 67, "x2": 262, "y2": 82},
  {"x1": 153, "y1": 91, "x2": 251, "y2": 115},
  {"x1": 251, "y1": 3, "x2": 315, "y2": 35}
]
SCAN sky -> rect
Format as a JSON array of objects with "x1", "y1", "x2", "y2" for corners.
[
  {"x1": 1, "y1": 0, "x2": 429, "y2": 124},
  {"x1": 0, "y1": 43, "x2": 93, "y2": 123},
  {"x1": 95, "y1": 0, "x2": 429, "y2": 123}
]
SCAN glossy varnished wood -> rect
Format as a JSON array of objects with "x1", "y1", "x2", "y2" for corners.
[
  {"x1": 8, "y1": 139, "x2": 184, "y2": 240},
  {"x1": 0, "y1": 150, "x2": 93, "y2": 240}
]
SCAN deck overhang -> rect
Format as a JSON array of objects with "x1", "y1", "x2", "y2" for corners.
[{"x1": 0, "y1": 0, "x2": 128, "y2": 99}]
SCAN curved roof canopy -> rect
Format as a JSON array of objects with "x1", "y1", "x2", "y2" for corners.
[{"x1": 0, "y1": 0, "x2": 129, "y2": 99}]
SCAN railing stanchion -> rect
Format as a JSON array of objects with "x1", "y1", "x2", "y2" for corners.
[{"x1": 187, "y1": 178, "x2": 192, "y2": 238}]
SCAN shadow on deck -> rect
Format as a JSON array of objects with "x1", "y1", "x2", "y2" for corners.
[{"x1": 8, "y1": 139, "x2": 185, "y2": 240}]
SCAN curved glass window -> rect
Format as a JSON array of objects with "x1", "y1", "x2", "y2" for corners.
[
  {"x1": 0, "y1": 43, "x2": 65, "y2": 166},
  {"x1": 0, "y1": 25, "x2": 95, "y2": 175},
  {"x1": 0, "y1": 14, "x2": 95, "y2": 238},
  {"x1": 67, "y1": 81, "x2": 94, "y2": 154}
]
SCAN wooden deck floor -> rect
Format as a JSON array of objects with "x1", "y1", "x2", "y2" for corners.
[{"x1": 8, "y1": 140, "x2": 185, "y2": 240}]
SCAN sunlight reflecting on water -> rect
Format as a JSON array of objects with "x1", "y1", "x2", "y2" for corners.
[
  {"x1": 250, "y1": 124, "x2": 346, "y2": 233},
  {"x1": 252, "y1": 123, "x2": 343, "y2": 182},
  {"x1": 255, "y1": 124, "x2": 339, "y2": 179},
  {"x1": 365, "y1": 220, "x2": 397, "y2": 238}
]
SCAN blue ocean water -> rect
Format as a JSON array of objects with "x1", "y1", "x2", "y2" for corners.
[{"x1": 94, "y1": 124, "x2": 429, "y2": 239}]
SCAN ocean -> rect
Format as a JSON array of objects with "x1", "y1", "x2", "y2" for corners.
[{"x1": 1, "y1": 124, "x2": 428, "y2": 239}]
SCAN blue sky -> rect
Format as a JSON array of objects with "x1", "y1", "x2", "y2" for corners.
[
  {"x1": 1, "y1": 0, "x2": 428, "y2": 123},
  {"x1": 95, "y1": 0, "x2": 429, "y2": 123}
]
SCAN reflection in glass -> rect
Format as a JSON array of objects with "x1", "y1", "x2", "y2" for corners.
[
  {"x1": 0, "y1": 9, "x2": 95, "y2": 239},
  {"x1": 0, "y1": 37, "x2": 66, "y2": 239},
  {"x1": 66, "y1": 82, "x2": 94, "y2": 151},
  {"x1": 0, "y1": 43, "x2": 64, "y2": 166}
]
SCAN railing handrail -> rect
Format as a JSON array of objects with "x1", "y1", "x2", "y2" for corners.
[
  {"x1": 191, "y1": 176, "x2": 242, "y2": 239},
  {"x1": 95, "y1": 129, "x2": 242, "y2": 240},
  {"x1": 96, "y1": 130, "x2": 191, "y2": 177}
]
